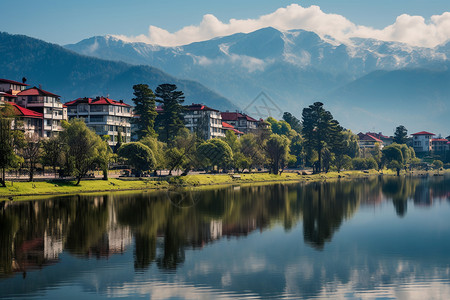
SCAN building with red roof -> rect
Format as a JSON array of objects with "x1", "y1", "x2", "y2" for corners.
[
  {"x1": 183, "y1": 103, "x2": 225, "y2": 139},
  {"x1": 411, "y1": 131, "x2": 435, "y2": 153},
  {"x1": 431, "y1": 138, "x2": 449, "y2": 152},
  {"x1": 220, "y1": 111, "x2": 258, "y2": 134},
  {"x1": 357, "y1": 132, "x2": 385, "y2": 150},
  {"x1": 66, "y1": 97, "x2": 132, "y2": 146},
  {"x1": 0, "y1": 78, "x2": 29, "y2": 96},
  {"x1": 222, "y1": 121, "x2": 244, "y2": 136},
  {"x1": 17, "y1": 86, "x2": 67, "y2": 138}
]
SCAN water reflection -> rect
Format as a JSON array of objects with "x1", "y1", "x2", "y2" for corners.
[{"x1": 0, "y1": 175, "x2": 449, "y2": 299}]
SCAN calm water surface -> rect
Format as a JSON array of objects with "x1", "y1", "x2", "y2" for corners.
[{"x1": 0, "y1": 176, "x2": 449, "y2": 299}]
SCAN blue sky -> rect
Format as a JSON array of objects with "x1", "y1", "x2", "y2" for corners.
[{"x1": 1, "y1": 0, "x2": 449, "y2": 45}]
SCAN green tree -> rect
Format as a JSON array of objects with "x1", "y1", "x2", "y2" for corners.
[
  {"x1": 132, "y1": 84, "x2": 158, "y2": 139},
  {"x1": 197, "y1": 138, "x2": 233, "y2": 171},
  {"x1": 265, "y1": 134, "x2": 290, "y2": 175},
  {"x1": 42, "y1": 136, "x2": 64, "y2": 177},
  {"x1": 282, "y1": 112, "x2": 302, "y2": 133},
  {"x1": 302, "y1": 102, "x2": 342, "y2": 173},
  {"x1": 382, "y1": 143, "x2": 404, "y2": 176},
  {"x1": 393, "y1": 125, "x2": 408, "y2": 144},
  {"x1": 240, "y1": 133, "x2": 266, "y2": 169},
  {"x1": 61, "y1": 119, "x2": 104, "y2": 185},
  {"x1": 267, "y1": 117, "x2": 292, "y2": 136},
  {"x1": 334, "y1": 154, "x2": 352, "y2": 172},
  {"x1": 432, "y1": 160, "x2": 443, "y2": 173},
  {"x1": 140, "y1": 136, "x2": 166, "y2": 173},
  {"x1": 94, "y1": 140, "x2": 113, "y2": 180},
  {"x1": 155, "y1": 84, "x2": 185, "y2": 143},
  {"x1": 0, "y1": 118, "x2": 14, "y2": 186},
  {"x1": 20, "y1": 134, "x2": 42, "y2": 182},
  {"x1": 117, "y1": 142, "x2": 155, "y2": 177}
]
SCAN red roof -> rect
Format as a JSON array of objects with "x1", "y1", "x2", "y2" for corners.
[
  {"x1": 222, "y1": 121, "x2": 235, "y2": 129},
  {"x1": 18, "y1": 87, "x2": 59, "y2": 97},
  {"x1": 412, "y1": 131, "x2": 435, "y2": 136},
  {"x1": 221, "y1": 112, "x2": 257, "y2": 122},
  {"x1": 65, "y1": 97, "x2": 131, "y2": 107},
  {"x1": 0, "y1": 79, "x2": 29, "y2": 86},
  {"x1": 7, "y1": 102, "x2": 43, "y2": 118},
  {"x1": 432, "y1": 138, "x2": 448, "y2": 142},
  {"x1": 0, "y1": 92, "x2": 17, "y2": 98},
  {"x1": 358, "y1": 132, "x2": 382, "y2": 142},
  {"x1": 185, "y1": 103, "x2": 219, "y2": 112}
]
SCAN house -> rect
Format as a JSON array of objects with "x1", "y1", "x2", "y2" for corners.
[
  {"x1": 0, "y1": 78, "x2": 29, "y2": 96},
  {"x1": 411, "y1": 131, "x2": 435, "y2": 153},
  {"x1": 5, "y1": 102, "x2": 43, "y2": 137},
  {"x1": 65, "y1": 97, "x2": 132, "y2": 146},
  {"x1": 16, "y1": 87, "x2": 67, "y2": 138},
  {"x1": 431, "y1": 138, "x2": 449, "y2": 152},
  {"x1": 357, "y1": 132, "x2": 384, "y2": 149},
  {"x1": 220, "y1": 112, "x2": 258, "y2": 134},
  {"x1": 222, "y1": 121, "x2": 244, "y2": 137},
  {"x1": 183, "y1": 104, "x2": 225, "y2": 139},
  {"x1": 365, "y1": 132, "x2": 394, "y2": 146}
]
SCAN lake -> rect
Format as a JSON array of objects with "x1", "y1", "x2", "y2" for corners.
[{"x1": 0, "y1": 175, "x2": 449, "y2": 299}]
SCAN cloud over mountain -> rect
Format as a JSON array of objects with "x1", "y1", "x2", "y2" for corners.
[{"x1": 112, "y1": 4, "x2": 450, "y2": 48}]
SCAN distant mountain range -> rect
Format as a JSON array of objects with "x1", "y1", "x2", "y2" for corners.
[
  {"x1": 65, "y1": 27, "x2": 450, "y2": 134},
  {"x1": 0, "y1": 32, "x2": 238, "y2": 111}
]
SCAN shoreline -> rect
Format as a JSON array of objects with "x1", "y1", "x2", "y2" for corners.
[{"x1": 0, "y1": 170, "x2": 446, "y2": 201}]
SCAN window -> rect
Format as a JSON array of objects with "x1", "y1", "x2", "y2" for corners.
[{"x1": 90, "y1": 115, "x2": 104, "y2": 122}]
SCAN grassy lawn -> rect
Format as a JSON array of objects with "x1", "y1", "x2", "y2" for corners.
[
  {"x1": 0, "y1": 178, "x2": 169, "y2": 198},
  {"x1": 1, "y1": 168, "x2": 425, "y2": 200}
]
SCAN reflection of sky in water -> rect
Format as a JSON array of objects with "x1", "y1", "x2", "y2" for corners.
[{"x1": 1, "y1": 177, "x2": 450, "y2": 299}]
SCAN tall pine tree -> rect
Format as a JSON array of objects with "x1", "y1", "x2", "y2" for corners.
[
  {"x1": 155, "y1": 84, "x2": 185, "y2": 143},
  {"x1": 302, "y1": 102, "x2": 342, "y2": 173},
  {"x1": 132, "y1": 84, "x2": 157, "y2": 140}
]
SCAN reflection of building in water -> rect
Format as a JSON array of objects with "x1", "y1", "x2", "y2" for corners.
[
  {"x1": 87, "y1": 199, "x2": 132, "y2": 258},
  {"x1": 43, "y1": 231, "x2": 63, "y2": 260},
  {"x1": 414, "y1": 185, "x2": 433, "y2": 206},
  {"x1": 222, "y1": 219, "x2": 257, "y2": 237},
  {"x1": 188, "y1": 220, "x2": 223, "y2": 248}
]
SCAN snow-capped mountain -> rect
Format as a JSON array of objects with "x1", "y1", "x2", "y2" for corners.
[{"x1": 65, "y1": 27, "x2": 450, "y2": 133}]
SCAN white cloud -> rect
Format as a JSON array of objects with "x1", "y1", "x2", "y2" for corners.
[{"x1": 113, "y1": 4, "x2": 450, "y2": 48}]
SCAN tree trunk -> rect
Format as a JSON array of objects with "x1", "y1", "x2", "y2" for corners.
[
  {"x1": 396, "y1": 168, "x2": 400, "y2": 176},
  {"x1": 102, "y1": 167, "x2": 108, "y2": 180},
  {"x1": 1, "y1": 168, "x2": 5, "y2": 187},
  {"x1": 76, "y1": 176, "x2": 82, "y2": 185}
]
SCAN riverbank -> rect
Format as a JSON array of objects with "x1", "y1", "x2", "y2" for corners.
[{"x1": 0, "y1": 169, "x2": 446, "y2": 200}]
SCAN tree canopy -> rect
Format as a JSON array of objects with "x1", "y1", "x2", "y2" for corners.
[
  {"x1": 117, "y1": 142, "x2": 156, "y2": 176},
  {"x1": 393, "y1": 125, "x2": 408, "y2": 144},
  {"x1": 155, "y1": 84, "x2": 186, "y2": 143},
  {"x1": 132, "y1": 84, "x2": 158, "y2": 140}
]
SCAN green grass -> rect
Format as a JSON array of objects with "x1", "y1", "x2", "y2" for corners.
[
  {"x1": 0, "y1": 178, "x2": 169, "y2": 199},
  {"x1": 2, "y1": 168, "x2": 430, "y2": 200}
]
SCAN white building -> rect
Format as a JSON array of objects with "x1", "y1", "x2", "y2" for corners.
[
  {"x1": 412, "y1": 131, "x2": 435, "y2": 153},
  {"x1": 183, "y1": 104, "x2": 225, "y2": 139},
  {"x1": 16, "y1": 87, "x2": 67, "y2": 138},
  {"x1": 220, "y1": 112, "x2": 258, "y2": 134},
  {"x1": 65, "y1": 97, "x2": 132, "y2": 146}
]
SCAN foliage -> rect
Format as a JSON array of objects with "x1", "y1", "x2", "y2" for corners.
[
  {"x1": 61, "y1": 119, "x2": 105, "y2": 185},
  {"x1": 282, "y1": 112, "x2": 302, "y2": 133},
  {"x1": 381, "y1": 143, "x2": 413, "y2": 176},
  {"x1": 432, "y1": 160, "x2": 443, "y2": 173},
  {"x1": 140, "y1": 136, "x2": 166, "y2": 171},
  {"x1": 239, "y1": 133, "x2": 266, "y2": 169},
  {"x1": 42, "y1": 136, "x2": 64, "y2": 177},
  {"x1": 393, "y1": 125, "x2": 408, "y2": 144},
  {"x1": 302, "y1": 102, "x2": 342, "y2": 173},
  {"x1": 132, "y1": 84, "x2": 158, "y2": 139},
  {"x1": 267, "y1": 117, "x2": 292, "y2": 137},
  {"x1": 352, "y1": 157, "x2": 378, "y2": 170},
  {"x1": 117, "y1": 142, "x2": 155, "y2": 176},
  {"x1": 155, "y1": 84, "x2": 186, "y2": 143},
  {"x1": 334, "y1": 154, "x2": 352, "y2": 172},
  {"x1": 264, "y1": 134, "x2": 290, "y2": 175},
  {"x1": 20, "y1": 134, "x2": 42, "y2": 182},
  {"x1": 197, "y1": 138, "x2": 233, "y2": 171}
]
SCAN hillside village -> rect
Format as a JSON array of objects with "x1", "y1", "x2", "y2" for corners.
[{"x1": 1, "y1": 77, "x2": 449, "y2": 155}]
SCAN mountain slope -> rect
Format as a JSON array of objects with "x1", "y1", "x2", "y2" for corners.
[
  {"x1": 0, "y1": 32, "x2": 238, "y2": 111},
  {"x1": 326, "y1": 67, "x2": 450, "y2": 134}
]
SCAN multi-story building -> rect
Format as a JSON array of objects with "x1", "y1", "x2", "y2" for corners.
[
  {"x1": 222, "y1": 121, "x2": 244, "y2": 137},
  {"x1": 8, "y1": 102, "x2": 43, "y2": 137},
  {"x1": 412, "y1": 131, "x2": 435, "y2": 153},
  {"x1": 0, "y1": 78, "x2": 29, "y2": 96},
  {"x1": 16, "y1": 87, "x2": 67, "y2": 138},
  {"x1": 184, "y1": 104, "x2": 225, "y2": 139},
  {"x1": 65, "y1": 97, "x2": 132, "y2": 146},
  {"x1": 220, "y1": 112, "x2": 258, "y2": 134},
  {"x1": 357, "y1": 132, "x2": 384, "y2": 149},
  {"x1": 431, "y1": 138, "x2": 449, "y2": 152}
]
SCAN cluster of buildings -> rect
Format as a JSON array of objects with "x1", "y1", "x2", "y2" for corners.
[
  {"x1": 0, "y1": 78, "x2": 261, "y2": 147},
  {"x1": 358, "y1": 131, "x2": 450, "y2": 154}
]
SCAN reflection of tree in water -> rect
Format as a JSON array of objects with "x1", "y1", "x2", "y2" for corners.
[
  {"x1": 301, "y1": 181, "x2": 360, "y2": 250},
  {"x1": 381, "y1": 177, "x2": 418, "y2": 217}
]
